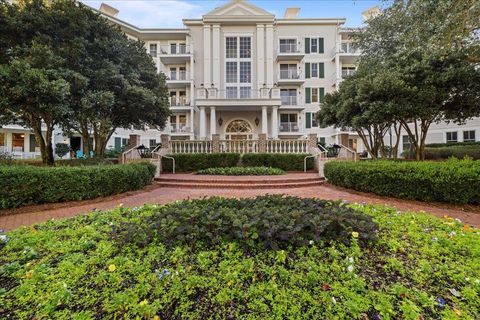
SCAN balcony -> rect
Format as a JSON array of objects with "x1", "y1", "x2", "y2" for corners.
[
  {"x1": 169, "y1": 98, "x2": 191, "y2": 109},
  {"x1": 166, "y1": 71, "x2": 191, "y2": 88},
  {"x1": 168, "y1": 124, "x2": 192, "y2": 134},
  {"x1": 341, "y1": 69, "x2": 356, "y2": 78},
  {"x1": 277, "y1": 70, "x2": 304, "y2": 86},
  {"x1": 280, "y1": 95, "x2": 298, "y2": 106},
  {"x1": 195, "y1": 87, "x2": 281, "y2": 107},
  {"x1": 159, "y1": 44, "x2": 193, "y2": 64},
  {"x1": 336, "y1": 42, "x2": 361, "y2": 64},
  {"x1": 279, "y1": 122, "x2": 300, "y2": 133},
  {"x1": 276, "y1": 43, "x2": 304, "y2": 61}
]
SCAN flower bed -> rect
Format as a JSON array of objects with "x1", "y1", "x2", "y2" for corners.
[
  {"x1": 0, "y1": 162, "x2": 156, "y2": 209},
  {"x1": 324, "y1": 159, "x2": 480, "y2": 204},
  {"x1": 1, "y1": 195, "x2": 478, "y2": 319},
  {"x1": 196, "y1": 166, "x2": 285, "y2": 176}
]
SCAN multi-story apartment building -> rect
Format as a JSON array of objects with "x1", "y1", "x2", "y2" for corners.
[{"x1": 1, "y1": 0, "x2": 478, "y2": 158}]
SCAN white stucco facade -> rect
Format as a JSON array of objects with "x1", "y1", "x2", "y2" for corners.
[{"x1": 0, "y1": 0, "x2": 478, "y2": 158}]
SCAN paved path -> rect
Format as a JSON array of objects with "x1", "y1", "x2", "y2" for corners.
[{"x1": 1, "y1": 178, "x2": 479, "y2": 231}]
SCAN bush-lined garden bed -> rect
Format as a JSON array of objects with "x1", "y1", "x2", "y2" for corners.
[
  {"x1": 423, "y1": 145, "x2": 480, "y2": 160},
  {"x1": 196, "y1": 166, "x2": 285, "y2": 176},
  {"x1": 1, "y1": 195, "x2": 478, "y2": 319},
  {"x1": 161, "y1": 153, "x2": 312, "y2": 172},
  {"x1": 242, "y1": 153, "x2": 313, "y2": 171},
  {"x1": 0, "y1": 162, "x2": 156, "y2": 209},
  {"x1": 161, "y1": 153, "x2": 240, "y2": 172},
  {"x1": 325, "y1": 159, "x2": 480, "y2": 204}
]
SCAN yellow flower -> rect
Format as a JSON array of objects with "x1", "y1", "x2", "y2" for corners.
[
  {"x1": 153, "y1": 316, "x2": 161, "y2": 320},
  {"x1": 108, "y1": 264, "x2": 116, "y2": 272},
  {"x1": 227, "y1": 280, "x2": 234, "y2": 287},
  {"x1": 351, "y1": 232, "x2": 359, "y2": 238},
  {"x1": 453, "y1": 307, "x2": 461, "y2": 317},
  {"x1": 25, "y1": 270, "x2": 34, "y2": 279},
  {"x1": 139, "y1": 299, "x2": 148, "y2": 306}
]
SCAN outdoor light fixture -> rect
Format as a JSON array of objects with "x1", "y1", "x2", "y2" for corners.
[
  {"x1": 218, "y1": 117, "x2": 223, "y2": 126},
  {"x1": 255, "y1": 117, "x2": 260, "y2": 126}
]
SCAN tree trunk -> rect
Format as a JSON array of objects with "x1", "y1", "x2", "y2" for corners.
[
  {"x1": 31, "y1": 119, "x2": 54, "y2": 165},
  {"x1": 392, "y1": 122, "x2": 402, "y2": 159}
]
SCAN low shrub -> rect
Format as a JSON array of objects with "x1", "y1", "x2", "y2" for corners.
[
  {"x1": 325, "y1": 159, "x2": 480, "y2": 204},
  {"x1": 111, "y1": 195, "x2": 378, "y2": 250},
  {"x1": 424, "y1": 145, "x2": 480, "y2": 160},
  {"x1": 242, "y1": 153, "x2": 313, "y2": 171},
  {"x1": 161, "y1": 153, "x2": 240, "y2": 172},
  {"x1": 1, "y1": 197, "x2": 478, "y2": 319},
  {"x1": 196, "y1": 166, "x2": 285, "y2": 175},
  {"x1": 426, "y1": 141, "x2": 480, "y2": 148},
  {"x1": 0, "y1": 162, "x2": 155, "y2": 209}
]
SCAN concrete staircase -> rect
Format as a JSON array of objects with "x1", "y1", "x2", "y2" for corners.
[{"x1": 154, "y1": 173, "x2": 325, "y2": 189}]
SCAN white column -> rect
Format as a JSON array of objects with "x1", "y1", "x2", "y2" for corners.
[
  {"x1": 199, "y1": 107, "x2": 207, "y2": 139},
  {"x1": 256, "y1": 24, "x2": 265, "y2": 89},
  {"x1": 265, "y1": 24, "x2": 274, "y2": 87},
  {"x1": 271, "y1": 106, "x2": 279, "y2": 139},
  {"x1": 190, "y1": 108, "x2": 194, "y2": 132},
  {"x1": 262, "y1": 106, "x2": 268, "y2": 135},
  {"x1": 210, "y1": 107, "x2": 216, "y2": 137},
  {"x1": 203, "y1": 25, "x2": 211, "y2": 86},
  {"x1": 212, "y1": 25, "x2": 220, "y2": 88},
  {"x1": 335, "y1": 29, "x2": 341, "y2": 88}
]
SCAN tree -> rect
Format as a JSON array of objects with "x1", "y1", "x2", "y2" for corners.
[
  {"x1": 0, "y1": 44, "x2": 70, "y2": 164},
  {"x1": 55, "y1": 143, "x2": 70, "y2": 159},
  {"x1": 337, "y1": 0, "x2": 480, "y2": 160}
]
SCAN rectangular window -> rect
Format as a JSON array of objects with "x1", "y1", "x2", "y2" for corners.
[
  {"x1": 12, "y1": 133, "x2": 24, "y2": 151},
  {"x1": 239, "y1": 62, "x2": 251, "y2": 83},
  {"x1": 179, "y1": 67, "x2": 186, "y2": 80},
  {"x1": 122, "y1": 138, "x2": 129, "y2": 147},
  {"x1": 226, "y1": 37, "x2": 237, "y2": 58},
  {"x1": 170, "y1": 43, "x2": 177, "y2": 54},
  {"x1": 311, "y1": 63, "x2": 318, "y2": 78},
  {"x1": 29, "y1": 134, "x2": 37, "y2": 152},
  {"x1": 226, "y1": 62, "x2": 237, "y2": 83},
  {"x1": 402, "y1": 135, "x2": 411, "y2": 152},
  {"x1": 311, "y1": 38, "x2": 318, "y2": 53},
  {"x1": 279, "y1": 39, "x2": 296, "y2": 53},
  {"x1": 239, "y1": 37, "x2": 251, "y2": 58},
  {"x1": 149, "y1": 139, "x2": 157, "y2": 149},
  {"x1": 179, "y1": 115, "x2": 187, "y2": 127},
  {"x1": 226, "y1": 87, "x2": 237, "y2": 99},
  {"x1": 311, "y1": 88, "x2": 319, "y2": 103},
  {"x1": 239, "y1": 87, "x2": 251, "y2": 99},
  {"x1": 446, "y1": 131, "x2": 458, "y2": 143},
  {"x1": 463, "y1": 130, "x2": 476, "y2": 142},
  {"x1": 170, "y1": 68, "x2": 177, "y2": 80},
  {"x1": 0, "y1": 132, "x2": 5, "y2": 147},
  {"x1": 149, "y1": 44, "x2": 157, "y2": 57},
  {"x1": 280, "y1": 64, "x2": 297, "y2": 79},
  {"x1": 311, "y1": 113, "x2": 318, "y2": 127}
]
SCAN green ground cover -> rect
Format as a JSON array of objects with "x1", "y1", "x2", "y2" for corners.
[{"x1": 0, "y1": 195, "x2": 478, "y2": 319}]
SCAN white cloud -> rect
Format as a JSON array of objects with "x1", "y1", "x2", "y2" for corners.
[{"x1": 80, "y1": 0, "x2": 224, "y2": 28}]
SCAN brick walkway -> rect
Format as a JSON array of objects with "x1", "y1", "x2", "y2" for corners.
[{"x1": 1, "y1": 176, "x2": 479, "y2": 231}]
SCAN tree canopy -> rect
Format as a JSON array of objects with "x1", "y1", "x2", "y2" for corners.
[{"x1": 0, "y1": 0, "x2": 170, "y2": 163}]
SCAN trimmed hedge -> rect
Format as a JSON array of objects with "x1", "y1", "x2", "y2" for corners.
[
  {"x1": 324, "y1": 159, "x2": 480, "y2": 204},
  {"x1": 427, "y1": 141, "x2": 480, "y2": 148},
  {"x1": 424, "y1": 145, "x2": 480, "y2": 160},
  {"x1": 161, "y1": 153, "x2": 240, "y2": 173},
  {"x1": 242, "y1": 153, "x2": 313, "y2": 171},
  {"x1": 196, "y1": 166, "x2": 285, "y2": 176},
  {"x1": 0, "y1": 162, "x2": 156, "y2": 209}
]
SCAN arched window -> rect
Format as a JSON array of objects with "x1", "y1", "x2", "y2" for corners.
[{"x1": 226, "y1": 120, "x2": 252, "y2": 133}]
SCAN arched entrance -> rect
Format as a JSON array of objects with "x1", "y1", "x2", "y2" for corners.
[{"x1": 225, "y1": 119, "x2": 253, "y2": 140}]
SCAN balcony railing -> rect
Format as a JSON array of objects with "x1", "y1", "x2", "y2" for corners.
[
  {"x1": 341, "y1": 69, "x2": 356, "y2": 77},
  {"x1": 279, "y1": 122, "x2": 300, "y2": 132},
  {"x1": 340, "y1": 43, "x2": 360, "y2": 54},
  {"x1": 279, "y1": 70, "x2": 301, "y2": 80},
  {"x1": 170, "y1": 99, "x2": 190, "y2": 107},
  {"x1": 160, "y1": 44, "x2": 191, "y2": 55},
  {"x1": 196, "y1": 87, "x2": 281, "y2": 100},
  {"x1": 169, "y1": 125, "x2": 191, "y2": 133},
  {"x1": 279, "y1": 43, "x2": 301, "y2": 54},
  {"x1": 168, "y1": 71, "x2": 188, "y2": 81},
  {"x1": 281, "y1": 96, "x2": 297, "y2": 106}
]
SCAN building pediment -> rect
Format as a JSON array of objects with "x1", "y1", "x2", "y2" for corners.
[{"x1": 203, "y1": 0, "x2": 275, "y2": 24}]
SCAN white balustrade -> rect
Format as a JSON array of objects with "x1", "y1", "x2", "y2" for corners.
[
  {"x1": 266, "y1": 139, "x2": 309, "y2": 153},
  {"x1": 219, "y1": 140, "x2": 259, "y2": 154},
  {"x1": 169, "y1": 140, "x2": 212, "y2": 154}
]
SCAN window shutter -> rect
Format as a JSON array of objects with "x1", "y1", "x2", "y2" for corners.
[
  {"x1": 319, "y1": 88, "x2": 325, "y2": 102},
  {"x1": 306, "y1": 112, "x2": 312, "y2": 129},
  {"x1": 305, "y1": 88, "x2": 311, "y2": 104},
  {"x1": 305, "y1": 63, "x2": 310, "y2": 79},
  {"x1": 318, "y1": 38, "x2": 324, "y2": 53},
  {"x1": 319, "y1": 63, "x2": 324, "y2": 78},
  {"x1": 115, "y1": 137, "x2": 121, "y2": 150},
  {"x1": 305, "y1": 38, "x2": 310, "y2": 54}
]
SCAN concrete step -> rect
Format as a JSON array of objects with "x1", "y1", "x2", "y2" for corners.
[{"x1": 154, "y1": 176, "x2": 323, "y2": 185}]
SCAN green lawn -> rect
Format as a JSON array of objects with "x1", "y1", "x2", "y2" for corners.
[{"x1": 0, "y1": 195, "x2": 478, "y2": 319}]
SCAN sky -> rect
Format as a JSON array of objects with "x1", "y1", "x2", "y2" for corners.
[{"x1": 79, "y1": 0, "x2": 383, "y2": 29}]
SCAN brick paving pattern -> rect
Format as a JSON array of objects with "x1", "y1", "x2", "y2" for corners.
[{"x1": 1, "y1": 173, "x2": 479, "y2": 231}]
